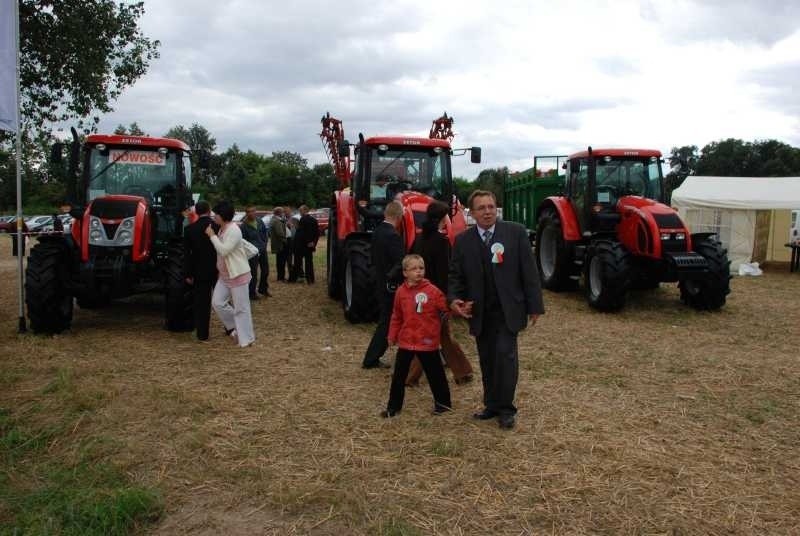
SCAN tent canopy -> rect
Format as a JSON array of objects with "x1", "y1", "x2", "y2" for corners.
[{"x1": 672, "y1": 176, "x2": 800, "y2": 210}]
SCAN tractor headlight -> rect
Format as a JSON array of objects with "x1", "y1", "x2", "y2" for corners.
[
  {"x1": 121, "y1": 218, "x2": 134, "y2": 229},
  {"x1": 90, "y1": 229, "x2": 102, "y2": 242},
  {"x1": 90, "y1": 217, "x2": 101, "y2": 228},
  {"x1": 660, "y1": 232, "x2": 671, "y2": 241},
  {"x1": 675, "y1": 232, "x2": 686, "y2": 240},
  {"x1": 118, "y1": 230, "x2": 132, "y2": 245}
]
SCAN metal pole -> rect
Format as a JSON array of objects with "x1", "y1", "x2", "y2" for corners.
[{"x1": 14, "y1": 0, "x2": 26, "y2": 333}]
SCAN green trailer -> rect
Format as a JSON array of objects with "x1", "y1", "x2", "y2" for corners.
[{"x1": 504, "y1": 155, "x2": 566, "y2": 241}]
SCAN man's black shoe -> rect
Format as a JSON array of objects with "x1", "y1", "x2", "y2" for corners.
[
  {"x1": 472, "y1": 409, "x2": 497, "y2": 420},
  {"x1": 380, "y1": 409, "x2": 398, "y2": 418},
  {"x1": 363, "y1": 361, "x2": 391, "y2": 369},
  {"x1": 498, "y1": 415, "x2": 516, "y2": 430}
]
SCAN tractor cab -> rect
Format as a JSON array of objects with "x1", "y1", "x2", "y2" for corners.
[
  {"x1": 79, "y1": 135, "x2": 193, "y2": 251},
  {"x1": 564, "y1": 149, "x2": 665, "y2": 235},
  {"x1": 350, "y1": 137, "x2": 455, "y2": 229}
]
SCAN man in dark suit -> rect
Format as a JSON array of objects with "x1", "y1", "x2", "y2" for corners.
[
  {"x1": 183, "y1": 200, "x2": 220, "y2": 341},
  {"x1": 449, "y1": 190, "x2": 544, "y2": 429},
  {"x1": 362, "y1": 200, "x2": 405, "y2": 369},
  {"x1": 289, "y1": 205, "x2": 320, "y2": 284}
]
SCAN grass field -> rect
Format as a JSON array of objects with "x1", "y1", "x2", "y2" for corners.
[{"x1": 1, "y1": 236, "x2": 799, "y2": 535}]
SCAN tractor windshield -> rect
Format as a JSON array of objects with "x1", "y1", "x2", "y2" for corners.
[
  {"x1": 594, "y1": 157, "x2": 664, "y2": 204},
  {"x1": 368, "y1": 148, "x2": 449, "y2": 202},
  {"x1": 86, "y1": 146, "x2": 184, "y2": 204}
]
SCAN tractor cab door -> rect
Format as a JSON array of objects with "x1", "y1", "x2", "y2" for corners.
[{"x1": 566, "y1": 157, "x2": 591, "y2": 235}]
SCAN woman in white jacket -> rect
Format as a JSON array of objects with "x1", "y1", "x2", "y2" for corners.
[{"x1": 205, "y1": 201, "x2": 255, "y2": 347}]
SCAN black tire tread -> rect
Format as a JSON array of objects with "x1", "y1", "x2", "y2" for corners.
[
  {"x1": 343, "y1": 240, "x2": 377, "y2": 323},
  {"x1": 679, "y1": 237, "x2": 731, "y2": 310},
  {"x1": 585, "y1": 239, "x2": 631, "y2": 311},
  {"x1": 25, "y1": 239, "x2": 74, "y2": 334}
]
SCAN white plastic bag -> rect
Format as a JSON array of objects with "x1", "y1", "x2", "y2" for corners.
[{"x1": 738, "y1": 262, "x2": 763, "y2": 277}]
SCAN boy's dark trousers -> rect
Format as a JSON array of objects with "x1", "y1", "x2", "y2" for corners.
[{"x1": 387, "y1": 348, "x2": 451, "y2": 413}]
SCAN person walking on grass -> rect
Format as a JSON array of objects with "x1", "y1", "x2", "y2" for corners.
[
  {"x1": 362, "y1": 201, "x2": 405, "y2": 369},
  {"x1": 289, "y1": 205, "x2": 320, "y2": 284},
  {"x1": 381, "y1": 254, "x2": 452, "y2": 418},
  {"x1": 241, "y1": 205, "x2": 271, "y2": 299},
  {"x1": 183, "y1": 200, "x2": 219, "y2": 341},
  {"x1": 205, "y1": 201, "x2": 255, "y2": 348},
  {"x1": 270, "y1": 207, "x2": 289, "y2": 281},
  {"x1": 448, "y1": 190, "x2": 544, "y2": 430}
]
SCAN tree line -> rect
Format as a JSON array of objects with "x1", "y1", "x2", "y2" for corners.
[{"x1": 2, "y1": 1, "x2": 800, "y2": 213}]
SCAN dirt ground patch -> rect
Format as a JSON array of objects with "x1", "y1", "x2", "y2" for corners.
[{"x1": 1, "y1": 235, "x2": 799, "y2": 535}]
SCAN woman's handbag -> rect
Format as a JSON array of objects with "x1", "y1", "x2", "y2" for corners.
[{"x1": 241, "y1": 239, "x2": 259, "y2": 259}]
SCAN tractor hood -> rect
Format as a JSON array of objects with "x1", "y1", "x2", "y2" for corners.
[{"x1": 617, "y1": 195, "x2": 691, "y2": 258}]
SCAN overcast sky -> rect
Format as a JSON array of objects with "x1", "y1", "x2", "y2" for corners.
[{"x1": 96, "y1": 0, "x2": 800, "y2": 179}]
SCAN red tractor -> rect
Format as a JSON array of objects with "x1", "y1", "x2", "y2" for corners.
[
  {"x1": 321, "y1": 112, "x2": 481, "y2": 322},
  {"x1": 535, "y1": 147, "x2": 730, "y2": 311},
  {"x1": 25, "y1": 129, "x2": 200, "y2": 333}
]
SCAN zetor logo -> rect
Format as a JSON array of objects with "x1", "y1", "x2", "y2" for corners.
[{"x1": 109, "y1": 150, "x2": 166, "y2": 166}]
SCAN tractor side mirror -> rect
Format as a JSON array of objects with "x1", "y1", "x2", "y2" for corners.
[
  {"x1": 470, "y1": 147, "x2": 482, "y2": 164},
  {"x1": 50, "y1": 143, "x2": 64, "y2": 164},
  {"x1": 339, "y1": 141, "x2": 350, "y2": 158}
]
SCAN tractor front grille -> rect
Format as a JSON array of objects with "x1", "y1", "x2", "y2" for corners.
[
  {"x1": 103, "y1": 223, "x2": 120, "y2": 239},
  {"x1": 666, "y1": 252, "x2": 708, "y2": 269}
]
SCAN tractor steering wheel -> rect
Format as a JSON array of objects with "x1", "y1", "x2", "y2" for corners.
[{"x1": 595, "y1": 184, "x2": 618, "y2": 203}]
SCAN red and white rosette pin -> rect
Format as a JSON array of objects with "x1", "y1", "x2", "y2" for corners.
[
  {"x1": 415, "y1": 292, "x2": 428, "y2": 313},
  {"x1": 490, "y1": 242, "x2": 504, "y2": 264}
]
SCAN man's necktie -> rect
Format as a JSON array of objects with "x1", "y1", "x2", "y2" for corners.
[{"x1": 483, "y1": 230, "x2": 493, "y2": 246}]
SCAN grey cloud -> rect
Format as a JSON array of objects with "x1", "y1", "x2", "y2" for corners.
[{"x1": 642, "y1": 0, "x2": 800, "y2": 46}]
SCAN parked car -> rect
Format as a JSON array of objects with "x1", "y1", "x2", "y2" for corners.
[
  {"x1": 309, "y1": 208, "x2": 329, "y2": 233},
  {"x1": 0, "y1": 215, "x2": 16, "y2": 233},
  {"x1": 25, "y1": 215, "x2": 54, "y2": 234}
]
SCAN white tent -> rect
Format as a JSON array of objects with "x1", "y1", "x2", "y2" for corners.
[{"x1": 671, "y1": 176, "x2": 800, "y2": 271}]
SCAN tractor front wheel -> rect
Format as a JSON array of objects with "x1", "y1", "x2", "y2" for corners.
[
  {"x1": 585, "y1": 239, "x2": 631, "y2": 311},
  {"x1": 25, "y1": 238, "x2": 74, "y2": 334},
  {"x1": 342, "y1": 239, "x2": 377, "y2": 323},
  {"x1": 535, "y1": 208, "x2": 577, "y2": 290},
  {"x1": 679, "y1": 236, "x2": 731, "y2": 310},
  {"x1": 165, "y1": 246, "x2": 194, "y2": 332}
]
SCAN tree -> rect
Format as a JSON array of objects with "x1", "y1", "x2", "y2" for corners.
[
  {"x1": 16, "y1": 0, "x2": 160, "y2": 134},
  {"x1": 164, "y1": 124, "x2": 218, "y2": 189},
  {"x1": 665, "y1": 145, "x2": 699, "y2": 198},
  {"x1": 113, "y1": 122, "x2": 146, "y2": 136},
  {"x1": 696, "y1": 138, "x2": 800, "y2": 177},
  {"x1": 473, "y1": 167, "x2": 508, "y2": 207}
]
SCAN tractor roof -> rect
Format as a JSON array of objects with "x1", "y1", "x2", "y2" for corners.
[
  {"x1": 569, "y1": 148, "x2": 662, "y2": 159},
  {"x1": 86, "y1": 134, "x2": 190, "y2": 151},
  {"x1": 365, "y1": 136, "x2": 451, "y2": 149}
]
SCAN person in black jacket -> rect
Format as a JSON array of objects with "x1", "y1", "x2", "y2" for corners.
[
  {"x1": 289, "y1": 205, "x2": 320, "y2": 284},
  {"x1": 183, "y1": 201, "x2": 220, "y2": 341},
  {"x1": 362, "y1": 200, "x2": 405, "y2": 369}
]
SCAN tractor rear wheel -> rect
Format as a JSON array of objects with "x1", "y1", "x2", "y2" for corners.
[
  {"x1": 679, "y1": 236, "x2": 731, "y2": 310},
  {"x1": 585, "y1": 239, "x2": 631, "y2": 311},
  {"x1": 342, "y1": 239, "x2": 377, "y2": 323},
  {"x1": 25, "y1": 238, "x2": 74, "y2": 334},
  {"x1": 164, "y1": 246, "x2": 194, "y2": 332},
  {"x1": 326, "y1": 211, "x2": 341, "y2": 299},
  {"x1": 535, "y1": 208, "x2": 577, "y2": 290}
]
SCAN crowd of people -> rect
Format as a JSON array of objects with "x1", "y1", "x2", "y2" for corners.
[
  {"x1": 183, "y1": 189, "x2": 543, "y2": 430},
  {"x1": 182, "y1": 201, "x2": 321, "y2": 348}
]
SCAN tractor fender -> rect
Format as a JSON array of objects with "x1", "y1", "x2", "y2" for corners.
[
  {"x1": 539, "y1": 197, "x2": 581, "y2": 241},
  {"x1": 332, "y1": 189, "x2": 358, "y2": 241}
]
